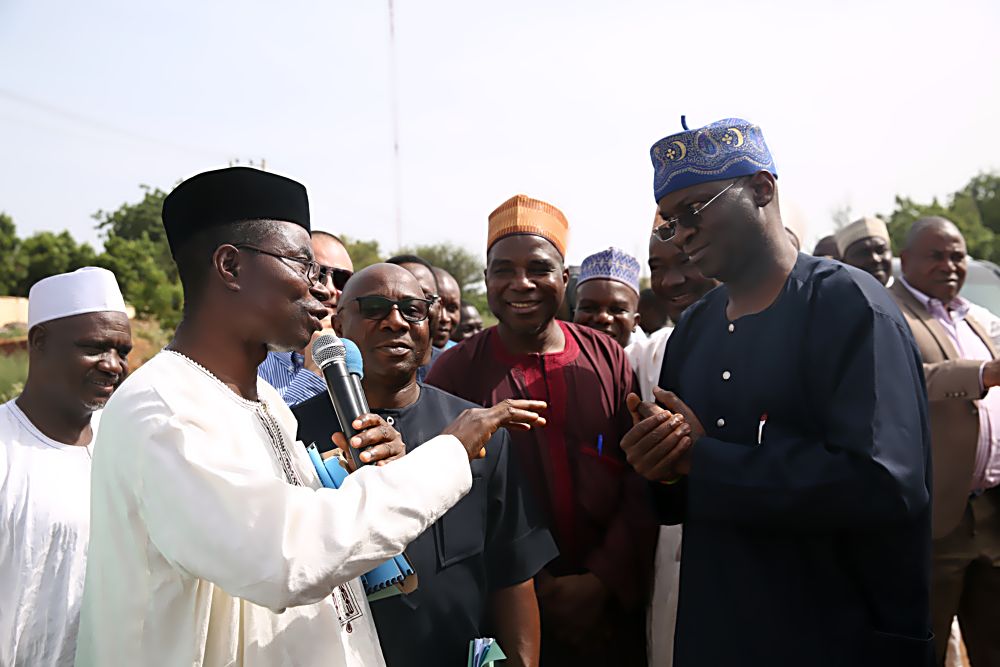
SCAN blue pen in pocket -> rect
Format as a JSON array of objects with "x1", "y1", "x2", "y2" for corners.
[{"x1": 597, "y1": 434, "x2": 603, "y2": 456}]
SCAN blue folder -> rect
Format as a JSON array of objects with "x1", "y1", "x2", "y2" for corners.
[{"x1": 306, "y1": 443, "x2": 417, "y2": 600}]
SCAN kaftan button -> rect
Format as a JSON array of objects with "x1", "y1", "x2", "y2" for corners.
[
  {"x1": 716, "y1": 418, "x2": 726, "y2": 428},
  {"x1": 722, "y1": 371, "x2": 732, "y2": 381},
  {"x1": 728, "y1": 323, "x2": 735, "y2": 333}
]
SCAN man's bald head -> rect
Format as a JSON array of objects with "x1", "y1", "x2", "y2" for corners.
[
  {"x1": 903, "y1": 216, "x2": 962, "y2": 252},
  {"x1": 339, "y1": 263, "x2": 424, "y2": 310},
  {"x1": 812, "y1": 235, "x2": 839, "y2": 259}
]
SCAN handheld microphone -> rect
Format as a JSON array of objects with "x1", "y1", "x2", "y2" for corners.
[{"x1": 312, "y1": 332, "x2": 370, "y2": 469}]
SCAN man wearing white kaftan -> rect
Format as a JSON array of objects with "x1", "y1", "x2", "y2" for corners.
[
  {"x1": 76, "y1": 349, "x2": 473, "y2": 666},
  {"x1": 0, "y1": 267, "x2": 131, "y2": 667},
  {"x1": 0, "y1": 403, "x2": 97, "y2": 667},
  {"x1": 0, "y1": 266, "x2": 132, "y2": 667}
]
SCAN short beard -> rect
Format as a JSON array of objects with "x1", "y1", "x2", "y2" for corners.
[{"x1": 81, "y1": 398, "x2": 107, "y2": 413}]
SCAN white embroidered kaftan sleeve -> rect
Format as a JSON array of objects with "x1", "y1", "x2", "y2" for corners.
[{"x1": 137, "y1": 397, "x2": 471, "y2": 611}]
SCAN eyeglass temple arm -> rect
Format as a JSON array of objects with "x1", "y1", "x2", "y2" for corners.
[{"x1": 694, "y1": 181, "x2": 737, "y2": 214}]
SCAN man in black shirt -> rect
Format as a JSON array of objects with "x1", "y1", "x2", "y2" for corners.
[{"x1": 294, "y1": 263, "x2": 557, "y2": 667}]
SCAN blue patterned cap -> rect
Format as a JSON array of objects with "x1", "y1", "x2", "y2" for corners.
[
  {"x1": 578, "y1": 247, "x2": 641, "y2": 295},
  {"x1": 650, "y1": 117, "x2": 777, "y2": 202}
]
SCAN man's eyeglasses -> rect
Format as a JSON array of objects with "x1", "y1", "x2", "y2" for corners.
[
  {"x1": 235, "y1": 244, "x2": 324, "y2": 285},
  {"x1": 355, "y1": 296, "x2": 434, "y2": 323},
  {"x1": 652, "y1": 181, "x2": 737, "y2": 242},
  {"x1": 317, "y1": 265, "x2": 353, "y2": 291}
]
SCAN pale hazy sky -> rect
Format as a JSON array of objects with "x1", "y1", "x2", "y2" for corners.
[{"x1": 2, "y1": 0, "x2": 998, "y2": 268}]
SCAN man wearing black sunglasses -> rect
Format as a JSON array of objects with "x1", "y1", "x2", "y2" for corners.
[
  {"x1": 621, "y1": 118, "x2": 933, "y2": 666},
  {"x1": 293, "y1": 263, "x2": 556, "y2": 667},
  {"x1": 257, "y1": 230, "x2": 355, "y2": 407}
]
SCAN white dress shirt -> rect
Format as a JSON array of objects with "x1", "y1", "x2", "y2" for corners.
[{"x1": 626, "y1": 326, "x2": 680, "y2": 667}]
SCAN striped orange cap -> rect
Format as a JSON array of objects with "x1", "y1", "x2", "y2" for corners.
[{"x1": 487, "y1": 194, "x2": 569, "y2": 257}]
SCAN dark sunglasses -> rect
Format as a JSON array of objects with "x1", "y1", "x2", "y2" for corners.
[
  {"x1": 355, "y1": 296, "x2": 433, "y2": 323},
  {"x1": 318, "y1": 265, "x2": 353, "y2": 291},
  {"x1": 652, "y1": 181, "x2": 737, "y2": 242}
]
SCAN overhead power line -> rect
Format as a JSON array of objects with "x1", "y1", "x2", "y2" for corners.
[{"x1": 0, "y1": 88, "x2": 228, "y2": 160}]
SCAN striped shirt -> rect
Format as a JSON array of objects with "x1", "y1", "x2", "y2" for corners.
[{"x1": 257, "y1": 351, "x2": 327, "y2": 407}]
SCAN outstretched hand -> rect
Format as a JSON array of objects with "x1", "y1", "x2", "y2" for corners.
[{"x1": 443, "y1": 399, "x2": 548, "y2": 461}]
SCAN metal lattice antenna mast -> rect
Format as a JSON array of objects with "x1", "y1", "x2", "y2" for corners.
[{"x1": 387, "y1": 0, "x2": 403, "y2": 250}]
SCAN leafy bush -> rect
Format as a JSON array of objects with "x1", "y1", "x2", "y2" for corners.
[{"x1": 0, "y1": 352, "x2": 28, "y2": 403}]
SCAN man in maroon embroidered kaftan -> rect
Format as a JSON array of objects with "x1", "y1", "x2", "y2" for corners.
[{"x1": 426, "y1": 194, "x2": 656, "y2": 666}]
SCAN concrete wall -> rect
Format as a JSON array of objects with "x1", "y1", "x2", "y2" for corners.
[{"x1": 0, "y1": 297, "x2": 28, "y2": 327}]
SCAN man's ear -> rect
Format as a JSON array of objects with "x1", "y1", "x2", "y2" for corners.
[
  {"x1": 333, "y1": 312, "x2": 344, "y2": 337},
  {"x1": 27, "y1": 324, "x2": 47, "y2": 353},
  {"x1": 214, "y1": 244, "x2": 242, "y2": 293},
  {"x1": 633, "y1": 312, "x2": 642, "y2": 333},
  {"x1": 749, "y1": 171, "x2": 776, "y2": 208}
]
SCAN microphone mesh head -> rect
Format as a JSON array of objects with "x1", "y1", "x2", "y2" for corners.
[{"x1": 312, "y1": 333, "x2": 346, "y2": 369}]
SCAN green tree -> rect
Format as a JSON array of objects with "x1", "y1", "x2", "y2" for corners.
[
  {"x1": 0, "y1": 212, "x2": 23, "y2": 294},
  {"x1": 884, "y1": 193, "x2": 994, "y2": 261},
  {"x1": 884, "y1": 170, "x2": 1000, "y2": 264},
  {"x1": 964, "y1": 172, "x2": 1000, "y2": 237},
  {"x1": 463, "y1": 290, "x2": 495, "y2": 326},
  {"x1": 93, "y1": 185, "x2": 176, "y2": 280},
  {"x1": 341, "y1": 236, "x2": 382, "y2": 271},
  {"x1": 97, "y1": 233, "x2": 184, "y2": 329},
  {"x1": 13, "y1": 231, "x2": 97, "y2": 296},
  {"x1": 93, "y1": 185, "x2": 183, "y2": 328}
]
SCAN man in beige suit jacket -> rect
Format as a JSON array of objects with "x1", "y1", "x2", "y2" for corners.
[{"x1": 889, "y1": 217, "x2": 1000, "y2": 667}]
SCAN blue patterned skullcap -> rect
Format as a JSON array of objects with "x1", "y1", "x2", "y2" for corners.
[
  {"x1": 578, "y1": 247, "x2": 641, "y2": 295},
  {"x1": 650, "y1": 117, "x2": 777, "y2": 202}
]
